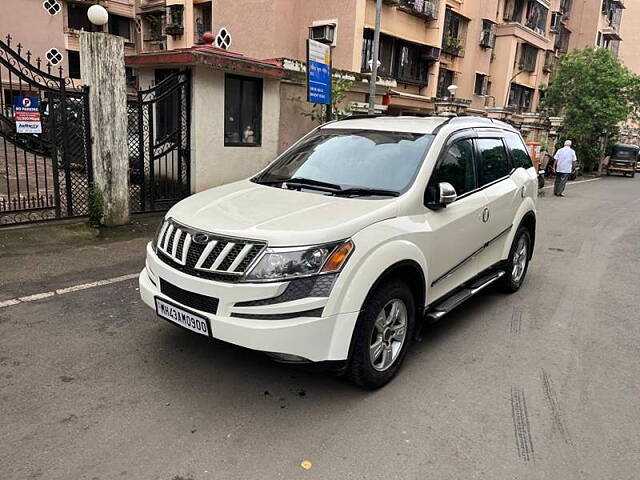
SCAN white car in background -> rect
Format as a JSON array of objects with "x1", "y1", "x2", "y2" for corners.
[{"x1": 139, "y1": 115, "x2": 538, "y2": 388}]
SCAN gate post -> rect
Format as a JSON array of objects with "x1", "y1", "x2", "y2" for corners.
[{"x1": 79, "y1": 31, "x2": 130, "y2": 226}]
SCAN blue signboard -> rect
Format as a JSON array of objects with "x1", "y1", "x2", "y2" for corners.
[
  {"x1": 14, "y1": 96, "x2": 42, "y2": 134},
  {"x1": 307, "y1": 39, "x2": 331, "y2": 105}
]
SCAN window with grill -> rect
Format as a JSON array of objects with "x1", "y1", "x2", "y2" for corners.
[
  {"x1": 504, "y1": 0, "x2": 526, "y2": 23},
  {"x1": 480, "y1": 19, "x2": 496, "y2": 48},
  {"x1": 224, "y1": 75, "x2": 263, "y2": 147},
  {"x1": 525, "y1": 1, "x2": 548, "y2": 35},
  {"x1": 67, "y1": 3, "x2": 99, "y2": 31},
  {"x1": 361, "y1": 29, "x2": 432, "y2": 85},
  {"x1": 109, "y1": 15, "x2": 132, "y2": 42},
  {"x1": 543, "y1": 51, "x2": 555, "y2": 73},
  {"x1": 518, "y1": 43, "x2": 538, "y2": 72},
  {"x1": 474, "y1": 73, "x2": 488, "y2": 96},
  {"x1": 436, "y1": 68, "x2": 455, "y2": 98},
  {"x1": 550, "y1": 12, "x2": 561, "y2": 33},
  {"x1": 508, "y1": 83, "x2": 534, "y2": 112},
  {"x1": 554, "y1": 25, "x2": 570, "y2": 52},
  {"x1": 194, "y1": 2, "x2": 212, "y2": 44},
  {"x1": 442, "y1": 8, "x2": 467, "y2": 56}
]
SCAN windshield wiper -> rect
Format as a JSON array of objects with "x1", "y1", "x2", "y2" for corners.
[
  {"x1": 283, "y1": 177, "x2": 343, "y2": 192},
  {"x1": 332, "y1": 188, "x2": 400, "y2": 198}
]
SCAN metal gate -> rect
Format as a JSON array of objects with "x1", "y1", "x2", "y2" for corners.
[
  {"x1": 0, "y1": 36, "x2": 92, "y2": 226},
  {"x1": 128, "y1": 70, "x2": 190, "y2": 212}
]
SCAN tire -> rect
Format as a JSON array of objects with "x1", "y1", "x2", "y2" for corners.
[
  {"x1": 537, "y1": 175, "x2": 545, "y2": 189},
  {"x1": 498, "y1": 227, "x2": 532, "y2": 294},
  {"x1": 346, "y1": 280, "x2": 415, "y2": 389}
]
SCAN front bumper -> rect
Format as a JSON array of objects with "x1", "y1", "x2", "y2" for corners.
[{"x1": 139, "y1": 243, "x2": 359, "y2": 362}]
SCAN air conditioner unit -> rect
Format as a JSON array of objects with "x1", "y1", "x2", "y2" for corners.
[
  {"x1": 309, "y1": 24, "x2": 336, "y2": 44},
  {"x1": 424, "y1": 1, "x2": 438, "y2": 20},
  {"x1": 421, "y1": 46, "x2": 441, "y2": 61}
]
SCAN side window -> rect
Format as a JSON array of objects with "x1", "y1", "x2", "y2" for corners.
[
  {"x1": 504, "y1": 132, "x2": 533, "y2": 169},
  {"x1": 476, "y1": 138, "x2": 511, "y2": 186},
  {"x1": 430, "y1": 139, "x2": 477, "y2": 196}
]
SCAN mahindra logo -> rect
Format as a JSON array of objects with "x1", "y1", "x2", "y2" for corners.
[{"x1": 192, "y1": 233, "x2": 209, "y2": 245}]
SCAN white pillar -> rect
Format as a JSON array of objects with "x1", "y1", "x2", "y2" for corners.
[{"x1": 80, "y1": 32, "x2": 130, "y2": 226}]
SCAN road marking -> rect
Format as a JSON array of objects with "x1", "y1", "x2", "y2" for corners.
[
  {"x1": 542, "y1": 177, "x2": 601, "y2": 190},
  {"x1": 0, "y1": 273, "x2": 138, "y2": 310}
]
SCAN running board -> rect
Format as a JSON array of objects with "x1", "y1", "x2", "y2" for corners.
[{"x1": 425, "y1": 270, "x2": 506, "y2": 322}]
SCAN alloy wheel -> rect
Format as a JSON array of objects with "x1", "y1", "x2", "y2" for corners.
[
  {"x1": 369, "y1": 299, "x2": 408, "y2": 372},
  {"x1": 511, "y1": 236, "x2": 529, "y2": 284}
]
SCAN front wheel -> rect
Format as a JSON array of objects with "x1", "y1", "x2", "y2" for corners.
[
  {"x1": 499, "y1": 227, "x2": 531, "y2": 293},
  {"x1": 346, "y1": 280, "x2": 415, "y2": 389},
  {"x1": 537, "y1": 174, "x2": 545, "y2": 189}
]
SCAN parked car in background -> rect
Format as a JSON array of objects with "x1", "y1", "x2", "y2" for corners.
[
  {"x1": 139, "y1": 115, "x2": 538, "y2": 389},
  {"x1": 606, "y1": 144, "x2": 638, "y2": 178}
]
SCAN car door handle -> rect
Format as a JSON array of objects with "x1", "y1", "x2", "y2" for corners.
[{"x1": 482, "y1": 207, "x2": 490, "y2": 223}]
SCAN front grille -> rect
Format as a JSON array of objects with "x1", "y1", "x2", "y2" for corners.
[
  {"x1": 156, "y1": 219, "x2": 267, "y2": 282},
  {"x1": 160, "y1": 278, "x2": 219, "y2": 314}
]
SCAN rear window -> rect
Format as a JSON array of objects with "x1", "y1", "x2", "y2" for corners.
[
  {"x1": 613, "y1": 148, "x2": 637, "y2": 159},
  {"x1": 476, "y1": 138, "x2": 511, "y2": 186},
  {"x1": 504, "y1": 132, "x2": 533, "y2": 169}
]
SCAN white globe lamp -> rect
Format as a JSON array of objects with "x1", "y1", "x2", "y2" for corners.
[
  {"x1": 447, "y1": 84, "x2": 459, "y2": 98},
  {"x1": 87, "y1": 5, "x2": 109, "y2": 26}
]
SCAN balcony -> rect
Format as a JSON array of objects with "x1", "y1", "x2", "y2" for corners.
[
  {"x1": 503, "y1": 0, "x2": 549, "y2": 38},
  {"x1": 138, "y1": 0, "x2": 166, "y2": 13}
]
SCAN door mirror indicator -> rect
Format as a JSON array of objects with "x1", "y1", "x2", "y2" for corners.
[{"x1": 426, "y1": 182, "x2": 457, "y2": 210}]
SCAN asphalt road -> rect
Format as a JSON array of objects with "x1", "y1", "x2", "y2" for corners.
[{"x1": 1, "y1": 177, "x2": 639, "y2": 480}]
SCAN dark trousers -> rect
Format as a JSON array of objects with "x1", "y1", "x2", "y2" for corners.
[{"x1": 554, "y1": 173, "x2": 570, "y2": 195}]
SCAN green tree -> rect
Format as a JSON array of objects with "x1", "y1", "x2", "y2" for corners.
[{"x1": 541, "y1": 47, "x2": 640, "y2": 170}]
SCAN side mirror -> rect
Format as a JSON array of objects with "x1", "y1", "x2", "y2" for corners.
[{"x1": 426, "y1": 182, "x2": 457, "y2": 210}]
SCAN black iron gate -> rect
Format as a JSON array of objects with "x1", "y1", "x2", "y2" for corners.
[
  {"x1": 128, "y1": 70, "x2": 190, "y2": 212},
  {"x1": 0, "y1": 36, "x2": 92, "y2": 226}
]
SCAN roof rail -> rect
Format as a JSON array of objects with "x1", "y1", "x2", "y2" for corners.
[{"x1": 340, "y1": 113, "x2": 388, "y2": 121}]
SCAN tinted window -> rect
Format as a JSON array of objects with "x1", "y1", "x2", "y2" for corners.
[
  {"x1": 504, "y1": 132, "x2": 533, "y2": 169},
  {"x1": 430, "y1": 139, "x2": 476, "y2": 196},
  {"x1": 476, "y1": 138, "x2": 511, "y2": 185},
  {"x1": 255, "y1": 129, "x2": 435, "y2": 194}
]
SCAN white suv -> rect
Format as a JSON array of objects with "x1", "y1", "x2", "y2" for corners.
[{"x1": 139, "y1": 115, "x2": 537, "y2": 388}]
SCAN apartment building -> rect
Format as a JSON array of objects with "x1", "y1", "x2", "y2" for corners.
[
  {"x1": 568, "y1": 0, "x2": 624, "y2": 56},
  {"x1": 201, "y1": 1, "x2": 570, "y2": 139}
]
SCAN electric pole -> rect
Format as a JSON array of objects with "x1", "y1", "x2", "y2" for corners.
[{"x1": 368, "y1": 0, "x2": 383, "y2": 114}]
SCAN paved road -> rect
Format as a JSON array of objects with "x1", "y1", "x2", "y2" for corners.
[{"x1": 1, "y1": 177, "x2": 639, "y2": 480}]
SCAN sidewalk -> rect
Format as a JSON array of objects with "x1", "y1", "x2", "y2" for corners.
[{"x1": 0, "y1": 214, "x2": 163, "y2": 301}]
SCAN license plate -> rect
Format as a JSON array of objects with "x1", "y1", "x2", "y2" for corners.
[{"x1": 155, "y1": 297, "x2": 211, "y2": 337}]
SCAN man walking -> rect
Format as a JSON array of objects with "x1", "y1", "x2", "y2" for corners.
[{"x1": 553, "y1": 140, "x2": 577, "y2": 197}]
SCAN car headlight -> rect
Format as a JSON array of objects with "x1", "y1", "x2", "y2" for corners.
[{"x1": 242, "y1": 240, "x2": 354, "y2": 282}]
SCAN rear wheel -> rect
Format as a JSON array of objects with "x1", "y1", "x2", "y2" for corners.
[
  {"x1": 346, "y1": 280, "x2": 415, "y2": 389},
  {"x1": 499, "y1": 227, "x2": 531, "y2": 293}
]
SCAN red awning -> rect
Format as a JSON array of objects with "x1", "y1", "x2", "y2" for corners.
[{"x1": 126, "y1": 45, "x2": 285, "y2": 78}]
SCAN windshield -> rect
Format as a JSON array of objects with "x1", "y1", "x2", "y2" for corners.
[{"x1": 253, "y1": 129, "x2": 435, "y2": 195}]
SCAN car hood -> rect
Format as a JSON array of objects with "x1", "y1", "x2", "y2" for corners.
[{"x1": 166, "y1": 180, "x2": 399, "y2": 246}]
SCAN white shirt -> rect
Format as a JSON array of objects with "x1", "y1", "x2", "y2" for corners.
[{"x1": 554, "y1": 146, "x2": 577, "y2": 173}]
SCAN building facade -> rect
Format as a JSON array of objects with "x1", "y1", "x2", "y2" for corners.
[
  {"x1": 207, "y1": 0, "x2": 623, "y2": 143},
  {"x1": 0, "y1": 0, "x2": 138, "y2": 80}
]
